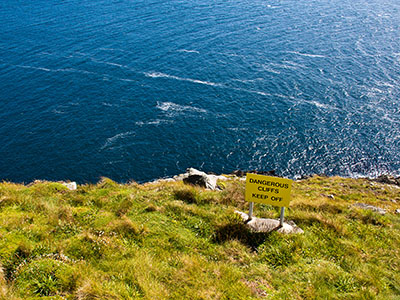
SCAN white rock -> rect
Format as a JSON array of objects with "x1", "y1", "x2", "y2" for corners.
[
  {"x1": 62, "y1": 182, "x2": 77, "y2": 190},
  {"x1": 182, "y1": 168, "x2": 219, "y2": 190}
]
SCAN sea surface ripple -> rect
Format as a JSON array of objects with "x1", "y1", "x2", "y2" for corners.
[{"x1": 0, "y1": 0, "x2": 399, "y2": 183}]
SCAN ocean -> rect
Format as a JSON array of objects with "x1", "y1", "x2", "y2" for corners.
[{"x1": 0, "y1": 0, "x2": 399, "y2": 183}]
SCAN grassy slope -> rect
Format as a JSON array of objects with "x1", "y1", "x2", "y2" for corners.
[{"x1": 0, "y1": 176, "x2": 399, "y2": 300}]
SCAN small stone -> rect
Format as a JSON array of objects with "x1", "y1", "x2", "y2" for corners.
[{"x1": 395, "y1": 209, "x2": 400, "y2": 214}]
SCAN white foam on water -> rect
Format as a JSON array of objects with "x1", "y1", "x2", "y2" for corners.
[
  {"x1": 99, "y1": 48, "x2": 133, "y2": 54},
  {"x1": 100, "y1": 61, "x2": 125, "y2": 68},
  {"x1": 376, "y1": 81, "x2": 395, "y2": 88},
  {"x1": 228, "y1": 86, "x2": 274, "y2": 97},
  {"x1": 261, "y1": 65, "x2": 281, "y2": 74},
  {"x1": 382, "y1": 113, "x2": 400, "y2": 124},
  {"x1": 284, "y1": 60, "x2": 307, "y2": 68},
  {"x1": 177, "y1": 49, "x2": 200, "y2": 54},
  {"x1": 156, "y1": 101, "x2": 207, "y2": 114},
  {"x1": 268, "y1": 62, "x2": 291, "y2": 69},
  {"x1": 14, "y1": 64, "x2": 97, "y2": 75},
  {"x1": 252, "y1": 90, "x2": 272, "y2": 96},
  {"x1": 58, "y1": 68, "x2": 95, "y2": 75},
  {"x1": 231, "y1": 78, "x2": 263, "y2": 83},
  {"x1": 101, "y1": 131, "x2": 135, "y2": 150},
  {"x1": 286, "y1": 51, "x2": 326, "y2": 58},
  {"x1": 17, "y1": 65, "x2": 53, "y2": 72},
  {"x1": 144, "y1": 71, "x2": 304, "y2": 101},
  {"x1": 90, "y1": 57, "x2": 129, "y2": 69},
  {"x1": 101, "y1": 102, "x2": 121, "y2": 107},
  {"x1": 228, "y1": 127, "x2": 248, "y2": 132},
  {"x1": 309, "y1": 100, "x2": 330, "y2": 109},
  {"x1": 135, "y1": 119, "x2": 173, "y2": 126},
  {"x1": 52, "y1": 109, "x2": 65, "y2": 114},
  {"x1": 144, "y1": 71, "x2": 222, "y2": 87},
  {"x1": 274, "y1": 93, "x2": 297, "y2": 101}
]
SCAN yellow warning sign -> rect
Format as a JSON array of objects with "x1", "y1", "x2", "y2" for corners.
[{"x1": 245, "y1": 173, "x2": 292, "y2": 207}]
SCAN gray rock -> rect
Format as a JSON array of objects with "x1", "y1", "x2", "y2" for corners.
[
  {"x1": 182, "y1": 168, "x2": 218, "y2": 190},
  {"x1": 352, "y1": 203, "x2": 386, "y2": 215},
  {"x1": 374, "y1": 175, "x2": 400, "y2": 186},
  {"x1": 177, "y1": 168, "x2": 230, "y2": 190},
  {"x1": 235, "y1": 211, "x2": 304, "y2": 234}
]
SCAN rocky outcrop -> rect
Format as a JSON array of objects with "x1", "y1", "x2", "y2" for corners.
[
  {"x1": 373, "y1": 175, "x2": 400, "y2": 186},
  {"x1": 148, "y1": 168, "x2": 229, "y2": 189},
  {"x1": 180, "y1": 168, "x2": 228, "y2": 190}
]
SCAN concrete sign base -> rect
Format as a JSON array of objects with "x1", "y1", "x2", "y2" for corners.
[{"x1": 235, "y1": 211, "x2": 304, "y2": 234}]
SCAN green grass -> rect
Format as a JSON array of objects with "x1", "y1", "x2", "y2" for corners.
[{"x1": 0, "y1": 176, "x2": 399, "y2": 299}]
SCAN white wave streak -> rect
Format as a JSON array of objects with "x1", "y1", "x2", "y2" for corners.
[
  {"x1": 102, "y1": 102, "x2": 121, "y2": 107},
  {"x1": 287, "y1": 51, "x2": 326, "y2": 58},
  {"x1": 308, "y1": 100, "x2": 330, "y2": 109},
  {"x1": 270, "y1": 62, "x2": 303, "y2": 70},
  {"x1": 231, "y1": 78, "x2": 263, "y2": 83},
  {"x1": 135, "y1": 119, "x2": 173, "y2": 126},
  {"x1": 302, "y1": 100, "x2": 337, "y2": 110},
  {"x1": 15, "y1": 64, "x2": 96, "y2": 75},
  {"x1": 177, "y1": 49, "x2": 200, "y2": 54},
  {"x1": 90, "y1": 58, "x2": 128, "y2": 68},
  {"x1": 156, "y1": 102, "x2": 207, "y2": 114},
  {"x1": 100, "y1": 61, "x2": 124, "y2": 67},
  {"x1": 144, "y1": 72, "x2": 222, "y2": 87},
  {"x1": 261, "y1": 65, "x2": 281, "y2": 74},
  {"x1": 99, "y1": 48, "x2": 133, "y2": 53},
  {"x1": 101, "y1": 131, "x2": 135, "y2": 150}
]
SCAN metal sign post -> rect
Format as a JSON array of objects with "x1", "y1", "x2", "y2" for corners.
[
  {"x1": 248, "y1": 202, "x2": 254, "y2": 220},
  {"x1": 279, "y1": 207, "x2": 285, "y2": 226}
]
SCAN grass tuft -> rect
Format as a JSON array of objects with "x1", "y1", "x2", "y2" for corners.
[{"x1": 14, "y1": 258, "x2": 79, "y2": 297}]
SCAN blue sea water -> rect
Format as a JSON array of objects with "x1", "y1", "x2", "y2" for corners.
[{"x1": 0, "y1": 0, "x2": 399, "y2": 183}]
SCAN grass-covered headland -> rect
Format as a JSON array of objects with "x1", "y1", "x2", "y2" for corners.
[{"x1": 0, "y1": 175, "x2": 399, "y2": 300}]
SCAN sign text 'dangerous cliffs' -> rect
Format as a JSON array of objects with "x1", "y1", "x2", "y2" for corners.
[{"x1": 245, "y1": 173, "x2": 292, "y2": 207}]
